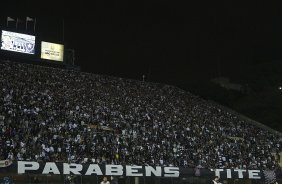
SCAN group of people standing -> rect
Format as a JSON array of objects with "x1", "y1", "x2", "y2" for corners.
[{"x1": 0, "y1": 60, "x2": 281, "y2": 178}]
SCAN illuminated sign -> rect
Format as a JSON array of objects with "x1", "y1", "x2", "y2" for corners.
[
  {"x1": 1, "y1": 30, "x2": 35, "y2": 54},
  {"x1": 41, "y1": 41, "x2": 64, "y2": 62}
]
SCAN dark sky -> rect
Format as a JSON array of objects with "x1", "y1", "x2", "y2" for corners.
[{"x1": 1, "y1": 2, "x2": 282, "y2": 85}]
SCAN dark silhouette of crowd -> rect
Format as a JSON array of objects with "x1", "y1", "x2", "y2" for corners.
[{"x1": 0, "y1": 60, "x2": 281, "y2": 170}]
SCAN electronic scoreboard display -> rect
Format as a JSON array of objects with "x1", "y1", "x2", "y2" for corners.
[{"x1": 1, "y1": 30, "x2": 35, "y2": 54}]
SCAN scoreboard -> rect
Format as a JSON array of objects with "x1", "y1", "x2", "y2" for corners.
[{"x1": 1, "y1": 30, "x2": 35, "y2": 54}]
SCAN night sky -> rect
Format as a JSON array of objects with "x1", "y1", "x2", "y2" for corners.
[
  {"x1": 69, "y1": 2, "x2": 282, "y2": 85},
  {"x1": 1, "y1": 2, "x2": 282, "y2": 85}
]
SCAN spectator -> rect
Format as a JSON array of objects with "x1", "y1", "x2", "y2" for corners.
[
  {"x1": 32, "y1": 176, "x2": 40, "y2": 183},
  {"x1": 0, "y1": 60, "x2": 281, "y2": 170},
  {"x1": 110, "y1": 176, "x2": 118, "y2": 184},
  {"x1": 212, "y1": 176, "x2": 221, "y2": 184},
  {"x1": 101, "y1": 177, "x2": 110, "y2": 184}
]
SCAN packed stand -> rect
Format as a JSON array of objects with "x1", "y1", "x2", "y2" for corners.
[{"x1": 0, "y1": 60, "x2": 281, "y2": 170}]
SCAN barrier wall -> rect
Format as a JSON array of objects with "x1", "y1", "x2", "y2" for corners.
[{"x1": 0, "y1": 161, "x2": 281, "y2": 184}]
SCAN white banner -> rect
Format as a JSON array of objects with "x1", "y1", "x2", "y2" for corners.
[{"x1": 17, "y1": 161, "x2": 179, "y2": 177}]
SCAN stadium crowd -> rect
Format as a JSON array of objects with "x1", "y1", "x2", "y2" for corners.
[{"x1": 0, "y1": 60, "x2": 281, "y2": 170}]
